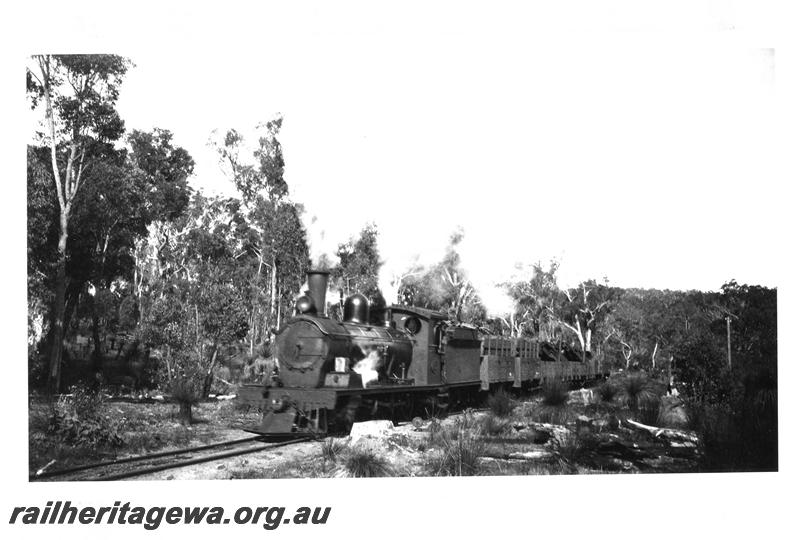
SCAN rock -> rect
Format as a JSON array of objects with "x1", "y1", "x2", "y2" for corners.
[
  {"x1": 576, "y1": 415, "x2": 594, "y2": 435},
  {"x1": 349, "y1": 420, "x2": 395, "y2": 443},
  {"x1": 530, "y1": 422, "x2": 571, "y2": 448},
  {"x1": 568, "y1": 388, "x2": 594, "y2": 405}
]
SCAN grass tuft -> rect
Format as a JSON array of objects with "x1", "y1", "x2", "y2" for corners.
[
  {"x1": 621, "y1": 373, "x2": 657, "y2": 413},
  {"x1": 339, "y1": 447, "x2": 393, "y2": 478},
  {"x1": 541, "y1": 378, "x2": 570, "y2": 407},
  {"x1": 526, "y1": 378, "x2": 571, "y2": 424},
  {"x1": 487, "y1": 388, "x2": 516, "y2": 417},
  {"x1": 320, "y1": 438, "x2": 348, "y2": 462},
  {"x1": 597, "y1": 381, "x2": 619, "y2": 403},
  {"x1": 427, "y1": 425, "x2": 486, "y2": 476},
  {"x1": 530, "y1": 404, "x2": 569, "y2": 425},
  {"x1": 638, "y1": 396, "x2": 662, "y2": 425},
  {"x1": 169, "y1": 376, "x2": 201, "y2": 425},
  {"x1": 478, "y1": 414, "x2": 511, "y2": 436}
]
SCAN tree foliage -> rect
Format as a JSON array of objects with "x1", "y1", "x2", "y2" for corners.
[
  {"x1": 217, "y1": 118, "x2": 288, "y2": 204},
  {"x1": 504, "y1": 262, "x2": 617, "y2": 360},
  {"x1": 212, "y1": 118, "x2": 310, "y2": 350},
  {"x1": 331, "y1": 223, "x2": 384, "y2": 319},
  {"x1": 139, "y1": 259, "x2": 250, "y2": 408},
  {"x1": 399, "y1": 229, "x2": 485, "y2": 324},
  {"x1": 128, "y1": 128, "x2": 195, "y2": 221}
]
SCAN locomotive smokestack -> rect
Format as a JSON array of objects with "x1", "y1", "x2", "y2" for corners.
[{"x1": 306, "y1": 270, "x2": 330, "y2": 317}]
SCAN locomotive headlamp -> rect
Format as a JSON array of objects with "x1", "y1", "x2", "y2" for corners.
[{"x1": 335, "y1": 357, "x2": 348, "y2": 372}]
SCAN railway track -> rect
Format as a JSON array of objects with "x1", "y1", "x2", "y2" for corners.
[{"x1": 30, "y1": 434, "x2": 315, "y2": 482}]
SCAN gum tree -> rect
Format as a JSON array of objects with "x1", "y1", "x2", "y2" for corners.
[
  {"x1": 28, "y1": 54, "x2": 131, "y2": 392},
  {"x1": 214, "y1": 117, "x2": 309, "y2": 350}
]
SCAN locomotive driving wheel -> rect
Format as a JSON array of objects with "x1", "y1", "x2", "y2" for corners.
[
  {"x1": 426, "y1": 390, "x2": 450, "y2": 418},
  {"x1": 403, "y1": 393, "x2": 417, "y2": 420},
  {"x1": 332, "y1": 396, "x2": 363, "y2": 434},
  {"x1": 437, "y1": 390, "x2": 451, "y2": 415},
  {"x1": 389, "y1": 393, "x2": 417, "y2": 423}
]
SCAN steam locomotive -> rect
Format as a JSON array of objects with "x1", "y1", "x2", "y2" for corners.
[{"x1": 238, "y1": 270, "x2": 607, "y2": 435}]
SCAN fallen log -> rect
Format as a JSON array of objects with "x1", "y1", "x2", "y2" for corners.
[
  {"x1": 622, "y1": 418, "x2": 699, "y2": 445},
  {"x1": 35, "y1": 459, "x2": 56, "y2": 477},
  {"x1": 507, "y1": 450, "x2": 555, "y2": 461}
]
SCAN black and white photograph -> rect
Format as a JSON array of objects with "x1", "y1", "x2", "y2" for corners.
[{"x1": 3, "y1": 1, "x2": 796, "y2": 538}]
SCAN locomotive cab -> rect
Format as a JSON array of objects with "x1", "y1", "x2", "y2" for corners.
[{"x1": 389, "y1": 306, "x2": 482, "y2": 386}]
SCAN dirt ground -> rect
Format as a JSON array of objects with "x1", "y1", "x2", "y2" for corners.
[{"x1": 29, "y1": 389, "x2": 701, "y2": 480}]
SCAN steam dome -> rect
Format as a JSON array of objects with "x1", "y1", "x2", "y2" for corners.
[{"x1": 343, "y1": 293, "x2": 370, "y2": 324}]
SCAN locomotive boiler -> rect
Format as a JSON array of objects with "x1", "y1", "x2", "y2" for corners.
[
  {"x1": 238, "y1": 270, "x2": 605, "y2": 435},
  {"x1": 273, "y1": 272, "x2": 413, "y2": 390}
]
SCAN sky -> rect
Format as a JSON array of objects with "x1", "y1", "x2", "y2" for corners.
[{"x1": 24, "y1": 2, "x2": 786, "y2": 313}]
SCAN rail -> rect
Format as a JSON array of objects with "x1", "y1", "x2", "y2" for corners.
[{"x1": 30, "y1": 434, "x2": 314, "y2": 482}]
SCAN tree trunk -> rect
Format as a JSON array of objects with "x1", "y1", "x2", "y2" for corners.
[
  {"x1": 563, "y1": 319, "x2": 586, "y2": 357},
  {"x1": 202, "y1": 346, "x2": 219, "y2": 398},
  {"x1": 179, "y1": 401, "x2": 193, "y2": 425},
  {"x1": 249, "y1": 252, "x2": 264, "y2": 356},
  {"x1": 164, "y1": 346, "x2": 173, "y2": 380},
  {"x1": 276, "y1": 282, "x2": 282, "y2": 326},
  {"x1": 249, "y1": 306, "x2": 257, "y2": 357},
  {"x1": 40, "y1": 57, "x2": 75, "y2": 396},
  {"x1": 91, "y1": 294, "x2": 103, "y2": 373},
  {"x1": 667, "y1": 355, "x2": 674, "y2": 393},
  {"x1": 269, "y1": 256, "x2": 277, "y2": 324},
  {"x1": 47, "y1": 218, "x2": 68, "y2": 394},
  {"x1": 133, "y1": 254, "x2": 141, "y2": 320},
  {"x1": 62, "y1": 279, "x2": 84, "y2": 337}
]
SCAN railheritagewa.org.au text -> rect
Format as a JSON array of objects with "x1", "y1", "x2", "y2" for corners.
[{"x1": 9, "y1": 501, "x2": 331, "y2": 531}]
